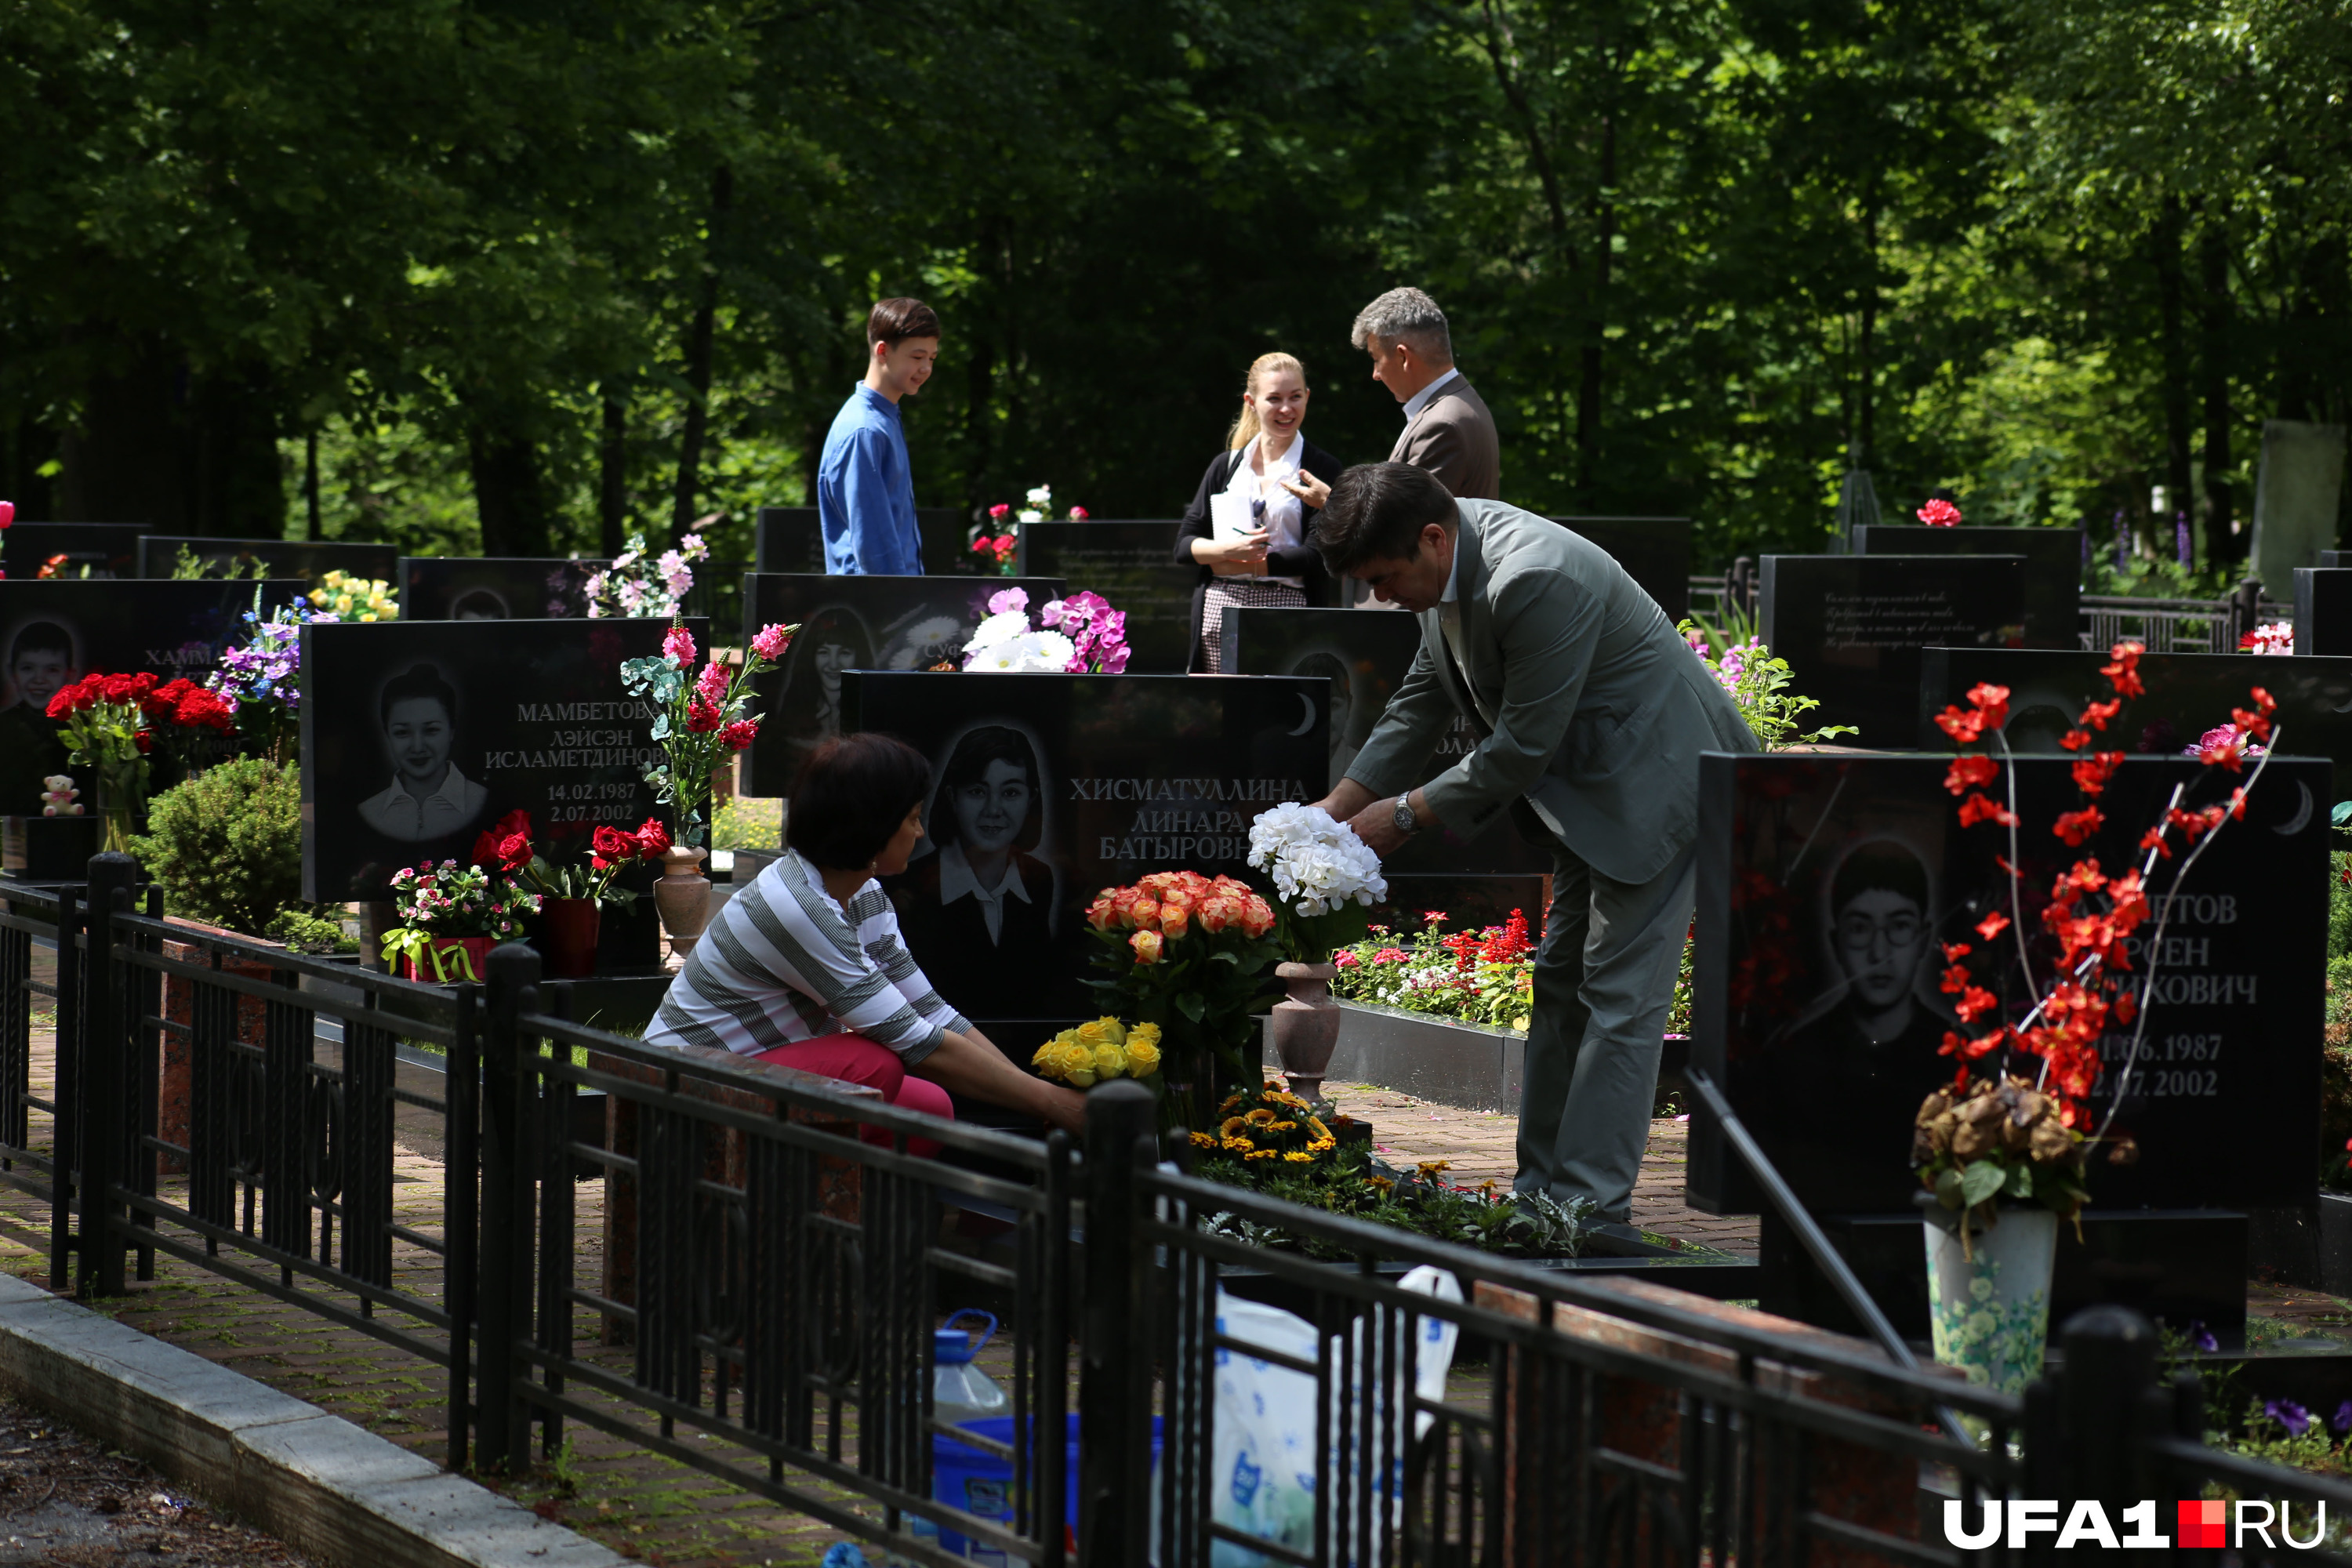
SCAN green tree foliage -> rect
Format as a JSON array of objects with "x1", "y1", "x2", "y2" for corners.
[{"x1": 4, "y1": 0, "x2": 2350, "y2": 570}]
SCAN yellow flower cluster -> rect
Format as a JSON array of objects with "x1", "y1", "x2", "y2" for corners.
[
  {"x1": 1031, "y1": 1017, "x2": 1162, "y2": 1087},
  {"x1": 1203, "y1": 1082, "x2": 1341, "y2": 1165},
  {"x1": 309, "y1": 572, "x2": 399, "y2": 622}
]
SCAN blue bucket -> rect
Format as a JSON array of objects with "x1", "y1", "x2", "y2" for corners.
[{"x1": 932, "y1": 1414, "x2": 1162, "y2": 1557}]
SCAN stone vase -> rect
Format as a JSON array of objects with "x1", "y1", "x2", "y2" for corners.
[
  {"x1": 1268, "y1": 960, "x2": 1342, "y2": 1109},
  {"x1": 1923, "y1": 1205, "x2": 2058, "y2": 1395},
  {"x1": 653, "y1": 844, "x2": 713, "y2": 963}
]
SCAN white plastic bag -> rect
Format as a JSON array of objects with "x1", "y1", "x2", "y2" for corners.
[{"x1": 1203, "y1": 1266, "x2": 1463, "y2": 1567}]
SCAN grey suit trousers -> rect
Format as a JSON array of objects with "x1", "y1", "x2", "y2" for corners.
[{"x1": 1515, "y1": 829, "x2": 1697, "y2": 1223}]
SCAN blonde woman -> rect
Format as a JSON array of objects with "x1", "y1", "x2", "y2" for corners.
[{"x1": 1174, "y1": 352, "x2": 1343, "y2": 672}]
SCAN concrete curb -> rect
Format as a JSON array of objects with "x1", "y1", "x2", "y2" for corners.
[{"x1": 0, "y1": 1273, "x2": 623, "y2": 1568}]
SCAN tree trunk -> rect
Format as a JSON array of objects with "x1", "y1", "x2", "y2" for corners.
[
  {"x1": 599, "y1": 381, "x2": 629, "y2": 558},
  {"x1": 1576, "y1": 110, "x2": 1617, "y2": 502},
  {"x1": 2152, "y1": 195, "x2": 2194, "y2": 548},
  {"x1": 2198, "y1": 208, "x2": 2238, "y2": 564},
  {"x1": 670, "y1": 165, "x2": 734, "y2": 541},
  {"x1": 467, "y1": 425, "x2": 550, "y2": 557},
  {"x1": 304, "y1": 430, "x2": 322, "y2": 542}
]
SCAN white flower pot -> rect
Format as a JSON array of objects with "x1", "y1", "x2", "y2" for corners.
[{"x1": 1924, "y1": 1207, "x2": 2058, "y2": 1395}]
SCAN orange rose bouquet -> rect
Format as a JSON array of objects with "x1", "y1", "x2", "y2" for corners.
[{"x1": 1083, "y1": 870, "x2": 1282, "y2": 1127}]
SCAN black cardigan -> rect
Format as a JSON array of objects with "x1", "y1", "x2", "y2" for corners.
[{"x1": 1173, "y1": 437, "x2": 1342, "y2": 673}]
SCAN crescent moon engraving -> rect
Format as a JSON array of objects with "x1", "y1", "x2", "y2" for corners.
[
  {"x1": 2276, "y1": 779, "x2": 2315, "y2": 836},
  {"x1": 1288, "y1": 691, "x2": 1317, "y2": 738}
]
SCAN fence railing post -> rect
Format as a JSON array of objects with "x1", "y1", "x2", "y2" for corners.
[
  {"x1": 1077, "y1": 1080, "x2": 1156, "y2": 1565},
  {"x1": 2056, "y1": 1305, "x2": 2161, "y2": 1521},
  {"x1": 478, "y1": 941, "x2": 541, "y2": 1474},
  {"x1": 73, "y1": 853, "x2": 138, "y2": 1299}
]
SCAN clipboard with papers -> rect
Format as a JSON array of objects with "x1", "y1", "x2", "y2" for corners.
[{"x1": 1210, "y1": 485, "x2": 1265, "y2": 543}]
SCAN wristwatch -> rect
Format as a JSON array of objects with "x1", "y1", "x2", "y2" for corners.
[{"x1": 1392, "y1": 794, "x2": 1418, "y2": 835}]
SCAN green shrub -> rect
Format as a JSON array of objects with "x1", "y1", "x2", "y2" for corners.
[
  {"x1": 712, "y1": 795, "x2": 781, "y2": 852},
  {"x1": 265, "y1": 906, "x2": 358, "y2": 954},
  {"x1": 131, "y1": 758, "x2": 303, "y2": 935}
]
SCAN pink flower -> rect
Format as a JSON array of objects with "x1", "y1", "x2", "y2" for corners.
[
  {"x1": 1334, "y1": 950, "x2": 1360, "y2": 967},
  {"x1": 1038, "y1": 598, "x2": 1066, "y2": 627},
  {"x1": 987, "y1": 586, "x2": 1029, "y2": 617},
  {"x1": 721, "y1": 718, "x2": 759, "y2": 750},
  {"x1": 989, "y1": 503, "x2": 1011, "y2": 520},
  {"x1": 0, "y1": 501, "x2": 13, "y2": 528},
  {"x1": 662, "y1": 624, "x2": 695, "y2": 665},
  {"x1": 1069, "y1": 506, "x2": 1089, "y2": 520},
  {"x1": 695, "y1": 659, "x2": 729, "y2": 705},
  {"x1": 750, "y1": 622, "x2": 792, "y2": 660},
  {"x1": 1917, "y1": 499, "x2": 1963, "y2": 527}
]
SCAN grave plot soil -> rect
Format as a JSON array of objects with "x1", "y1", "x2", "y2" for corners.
[{"x1": 0, "y1": 1389, "x2": 318, "y2": 1566}]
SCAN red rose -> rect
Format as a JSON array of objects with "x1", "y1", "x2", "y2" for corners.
[
  {"x1": 633, "y1": 818, "x2": 671, "y2": 858},
  {"x1": 133, "y1": 730, "x2": 152, "y2": 754},
  {"x1": 592, "y1": 826, "x2": 635, "y2": 862}
]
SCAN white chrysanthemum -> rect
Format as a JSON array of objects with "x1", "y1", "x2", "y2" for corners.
[
  {"x1": 964, "y1": 611, "x2": 1030, "y2": 653},
  {"x1": 1003, "y1": 630, "x2": 1077, "y2": 671},
  {"x1": 966, "y1": 641, "x2": 1030, "y2": 673}
]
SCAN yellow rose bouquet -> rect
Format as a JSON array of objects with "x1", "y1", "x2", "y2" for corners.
[{"x1": 1031, "y1": 1017, "x2": 1163, "y2": 1091}]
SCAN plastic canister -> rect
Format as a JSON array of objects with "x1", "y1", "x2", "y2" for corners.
[
  {"x1": 933, "y1": 1310, "x2": 1008, "y2": 1426},
  {"x1": 933, "y1": 1414, "x2": 1163, "y2": 1561}
]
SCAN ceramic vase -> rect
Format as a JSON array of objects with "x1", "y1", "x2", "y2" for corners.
[
  {"x1": 540, "y1": 898, "x2": 601, "y2": 979},
  {"x1": 1924, "y1": 1206, "x2": 2058, "y2": 1395},
  {"x1": 400, "y1": 935, "x2": 498, "y2": 985},
  {"x1": 1268, "y1": 960, "x2": 1341, "y2": 1110},
  {"x1": 653, "y1": 844, "x2": 713, "y2": 962}
]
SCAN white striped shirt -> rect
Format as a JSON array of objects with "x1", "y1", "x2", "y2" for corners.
[{"x1": 645, "y1": 848, "x2": 968, "y2": 1062}]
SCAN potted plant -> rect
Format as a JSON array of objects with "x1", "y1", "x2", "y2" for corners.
[
  {"x1": 1083, "y1": 872, "x2": 1280, "y2": 1129},
  {"x1": 619, "y1": 618, "x2": 795, "y2": 960},
  {"x1": 1244, "y1": 803, "x2": 1387, "y2": 1111},
  {"x1": 514, "y1": 814, "x2": 672, "y2": 978},
  {"x1": 1915, "y1": 644, "x2": 2273, "y2": 1392},
  {"x1": 379, "y1": 841, "x2": 540, "y2": 984}
]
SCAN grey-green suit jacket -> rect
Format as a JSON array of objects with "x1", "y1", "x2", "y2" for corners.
[{"x1": 1345, "y1": 499, "x2": 1759, "y2": 885}]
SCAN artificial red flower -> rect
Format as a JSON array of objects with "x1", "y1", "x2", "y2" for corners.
[
  {"x1": 2077, "y1": 699, "x2": 2121, "y2": 732},
  {"x1": 1936, "y1": 705, "x2": 1987, "y2": 744},
  {"x1": 2058, "y1": 728, "x2": 2092, "y2": 753},
  {"x1": 1957, "y1": 792, "x2": 2019, "y2": 828},
  {"x1": 2069, "y1": 751, "x2": 2125, "y2": 797},
  {"x1": 2053, "y1": 806, "x2": 2104, "y2": 847},
  {"x1": 1941, "y1": 940, "x2": 1973, "y2": 963},
  {"x1": 1966, "y1": 683, "x2": 2010, "y2": 728},
  {"x1": 2100, "y1": 642, "x2": 2146, "y2": 699},
  {"x1": 1944, "y1": 754, "x2": 1998, "y2": 795},
  {"x1": 720, "y1": 718, "x2": 759, "y2": 750},
  {"x1": 1975, "y1": 911, "x2": 2010, "y2": 941},
  {"x1": 1940, "y1": 961, "x2": 1974, "y2": 995},
  {"x1": 2196, "y1": 728, "x2": 2246, "y2": 771},
  {"x1": 1955, "y1": 985, "x2": 2000, "y2": 1022},
  {"x1": 685, "y1": 696, "x2": 721, "y2": 733}
]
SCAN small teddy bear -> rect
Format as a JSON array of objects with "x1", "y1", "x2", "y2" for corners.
[{"x1": 40, "y1": 776, "x2": 81, "y2": 818}]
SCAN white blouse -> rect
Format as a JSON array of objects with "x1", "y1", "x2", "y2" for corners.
[{"x1": 1221, "y1": 434, "x2": 1307, "y2": 587}]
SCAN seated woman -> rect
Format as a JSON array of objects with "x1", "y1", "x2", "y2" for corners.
[{"x1": 644, "y1": 731, "x2": 1086, "y2": 1144}]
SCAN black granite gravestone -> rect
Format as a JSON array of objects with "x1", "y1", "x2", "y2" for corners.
[
  {"x1": 1550, "y1": 517, "x2": 1693, "y2": 622},
  {"x1": 1851, "y1": 524, "x2": 2083, "y2": 650},
  {"x1": 1218, "y1": 604, "x2": 1552, "y2": 877},
  {"x1": 0, "y1": 578, "x2": 309, "y2": 818},
  {"x1": 2295, "y1": 568, "x2": 2352, "y2": 657},
  {"x1": 1758, "y1": 555, "x2": 2026, "y2": 746},
  {"x1": 1688, "y1": 750, "x2": 2325, "y2": 1217},
  {"x1": 753, "y1": 506, "x2": 979, "y2": 575},
  {"x1": 735, "y1": 574, "x2": 1067, "y2": 800},
  {"x1": 840, "y1": 669, "x2": 1327, "y2": 1025},
  {"x1": 136, "y1": 536, "x2": 399, "y2": 586},
  {"x1": 2, "y1": 524, "x2": 143, "y2": 580},
  {"x1": 1917, "y1": 646, "x2": 2352, "y2": 804},
  {"x1": 299, "y1": 618, "x2": 702, "y2": 958},
  {"x1": 2323, "y1": 552, "x2": 2352, "y2": 570},
  {"x1": 401, "y1": 557, "x2": 601, "y2": 620},
  {"x1": 1014, "y1": 521, "x2": 1196, "y2": 673}
]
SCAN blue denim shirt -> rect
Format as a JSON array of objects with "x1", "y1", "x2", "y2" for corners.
[{"x1": 817, "y1": 384, "x2": 922, "y2": 575}]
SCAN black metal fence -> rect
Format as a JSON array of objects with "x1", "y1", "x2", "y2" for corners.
[{"x1": 10, "y1": 852, "x2": 2352, "y2": 1564}]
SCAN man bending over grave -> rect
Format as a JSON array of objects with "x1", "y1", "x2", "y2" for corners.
[
  {"x1": 1307, "y1": 463, "x2": 1758, "y2": 1237},
  {"x1": 646, "y1": 731, "x2": 1087, "y2": 1148},
  {"x1": 818, "y1": 298, "x2": 939, "y2": 576}
]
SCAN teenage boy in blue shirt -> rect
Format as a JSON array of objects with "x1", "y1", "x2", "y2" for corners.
[{"x1": 818, "y1": 298, "x2": 939, "y2": 575}]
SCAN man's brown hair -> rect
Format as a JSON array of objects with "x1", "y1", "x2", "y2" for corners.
[{"x1": 867, "y1": 298, "x2": 942, "y2": 350}]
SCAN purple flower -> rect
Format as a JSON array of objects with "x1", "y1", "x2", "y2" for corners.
[
  {"x1": 2332, "y1": 1400, "x2": 2352, "y2": 1436},
  {"x1": 2190, "y1": 1321, "x2": 2217, "y2": 1354},
  {"x1": 2267, "y1": 1399, "x2": 2312, "y2": 1436}
]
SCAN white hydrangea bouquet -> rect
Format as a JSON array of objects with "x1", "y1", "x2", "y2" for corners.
[{"x1": 1246, "y1": 802, "x2": 1388, "y2": 962}]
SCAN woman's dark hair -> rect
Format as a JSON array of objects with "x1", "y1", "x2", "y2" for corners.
[
  {"x1": 789, "y1": 732, "x2": 935, "y2": 868},
  {"x1": 1312, "y1": 463, "x2": 1457, "y2": 575},
  {"x1": 927, "y1": 725, "x2": 1043, "y2": 852},
  {"x1": 379, "y1": 663, "x2": 458, "y2": 726},
  {"x1": 9, "y1": 622, "x2": 71, "y2": 663}
]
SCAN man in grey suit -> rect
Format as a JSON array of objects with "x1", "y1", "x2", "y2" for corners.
[
  {"x1": 1307, "y1": 464, "x2": 1759, "y2": 1231},
  {"x1": 1354, "y1": 287, "x2": 1500, "y2": 499}
]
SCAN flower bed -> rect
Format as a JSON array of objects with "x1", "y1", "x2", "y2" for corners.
[
  {"x1": 1330, "y1": 909, "x2": 1694, "y2": 1037},
  {"x1": 1189, "y1": 1082, "x2": 1591, "y2": 1260}
]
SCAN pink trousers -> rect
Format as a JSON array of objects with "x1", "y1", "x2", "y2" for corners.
[{"x1": 753, "y1": 1033, "x2": 953, "y2": 1157}]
